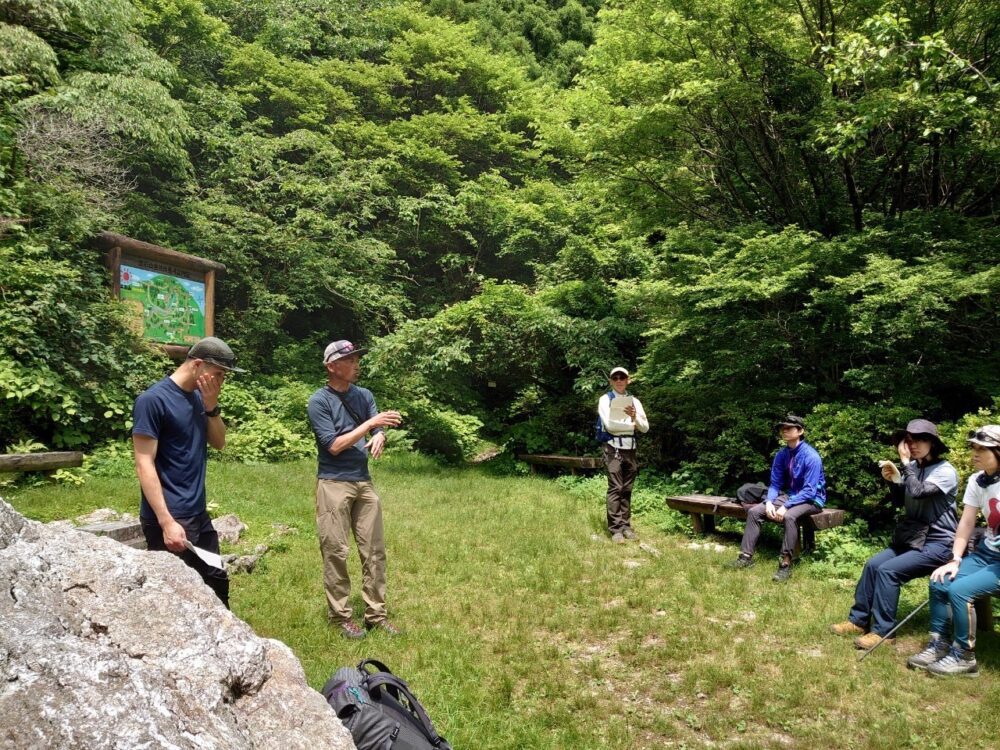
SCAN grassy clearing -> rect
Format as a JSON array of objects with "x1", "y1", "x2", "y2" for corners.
[{"x1": 9, "y1": 454, "x2": 1000, "y2": 749}]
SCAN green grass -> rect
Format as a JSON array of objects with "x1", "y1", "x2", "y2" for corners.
[{"x1": 9, "y1": 454, "x2": 1000, "y2": 749}]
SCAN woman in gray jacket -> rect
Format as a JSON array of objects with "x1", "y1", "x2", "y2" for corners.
[{"x1": 830, "y1": 419, "x2": 958, "y2": 650}]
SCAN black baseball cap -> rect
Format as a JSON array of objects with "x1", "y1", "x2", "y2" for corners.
[
  {"x1": 187, "y1": 336, "x2": 246, "y2": 373},
  {"x1": 777, "y1": 413, "x2": 805, "y2": 430}
]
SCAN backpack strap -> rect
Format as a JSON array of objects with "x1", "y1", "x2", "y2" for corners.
[
  {"x1": 363, "y1": 672, "x2": 448, "y2": 747},
  {"x1": 357, "y1": 658, "x2": 394, "y2": 676},
  {"x1": 328, "y1": 385, "x2": 366, "y2": 427}
]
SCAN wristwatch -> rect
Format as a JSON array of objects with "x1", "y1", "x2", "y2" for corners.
[{"x1": 205, "y1": 406, "x2": 221, "y2": 418}]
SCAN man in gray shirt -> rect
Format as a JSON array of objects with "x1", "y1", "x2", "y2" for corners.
[{"x1": 307, "y1": 340, "x2": 402, "y2": 639}]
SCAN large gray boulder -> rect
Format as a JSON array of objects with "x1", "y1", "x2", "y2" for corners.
[{"x1": 0, "y1": 499, "x2": 355, "y2": 750}]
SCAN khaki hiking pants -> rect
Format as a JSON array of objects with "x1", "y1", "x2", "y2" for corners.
[{"x1": 316, "y1": 479, "x2": 387, "y2": 625}]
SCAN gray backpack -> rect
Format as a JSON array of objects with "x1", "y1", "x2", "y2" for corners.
[{"x1": 321, "y1": 659, "x2": 452, "y2": 750}]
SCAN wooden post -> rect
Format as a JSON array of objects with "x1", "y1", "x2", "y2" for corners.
[{"x1": 204, "y1": 269, "x2": 216, "y2": 337}]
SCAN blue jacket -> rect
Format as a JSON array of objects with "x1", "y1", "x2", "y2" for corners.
[{"x1": 767, "y1": 441, "x2": 826, "y2": 508}]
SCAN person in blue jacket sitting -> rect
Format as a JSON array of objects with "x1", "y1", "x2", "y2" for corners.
[{"x1": 732, "y1": 413, "x2": 827, "y2": 581}]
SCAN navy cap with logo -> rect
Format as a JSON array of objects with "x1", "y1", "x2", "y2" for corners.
[
  {"x1": 187, "y1": 336, "x2": 246, "y2": 373},
  {"x1": 323, "y1": 339, "x2": 369, "y2": 364}
]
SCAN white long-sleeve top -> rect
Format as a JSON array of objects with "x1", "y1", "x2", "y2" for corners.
[{"x1": 598, "y1": 392, "x2": 649, "y2": 450}]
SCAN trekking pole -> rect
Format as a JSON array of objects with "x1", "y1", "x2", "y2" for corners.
[{"x1": 857, "y1": 598, "x2": 928, "y2": 662}]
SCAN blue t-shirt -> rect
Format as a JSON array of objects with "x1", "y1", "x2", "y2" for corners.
[
  {"x1": 132, "y1": 377, "x2": 208, "y2": 520},
  {"x1": 307, "y1": 385, "x2": 380, "y2": 481}
]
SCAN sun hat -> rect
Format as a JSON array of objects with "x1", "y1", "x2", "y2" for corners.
[
  {"x1": 967, "y1": 425, "x2": 1000, "y2": 449},
  {"x1": 891, "y1": 418, "x2": 948, "y2": 455}
]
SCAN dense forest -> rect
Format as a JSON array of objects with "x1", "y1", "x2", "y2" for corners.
[{"x1": 2, "y1": 0, "x2": 999, "y2": 522}]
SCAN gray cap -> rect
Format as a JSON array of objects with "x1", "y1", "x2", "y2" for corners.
[{"x1": 187, "y1": 336, "x2": 246, "y2": 372}]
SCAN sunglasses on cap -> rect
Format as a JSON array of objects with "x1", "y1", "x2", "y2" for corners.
[
  {"x1": 968, "y1": 430, "x2": 1000, "y2": 445},
  {"x1": 610, "y1": 374, "x2": 628, "y2": 381}
]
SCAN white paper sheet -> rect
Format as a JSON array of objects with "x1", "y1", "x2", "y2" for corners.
[
  {"x1": 878, "y1": 460, "x2": 903, "y2": 484},
  {"x1": 609, "y1": 395, "x2": 634, "y2": 424},
  {"x1": 184, "y1": 540, "x2": 226, "y2": 570}
]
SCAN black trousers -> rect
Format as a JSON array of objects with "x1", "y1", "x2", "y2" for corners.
[
  {"x1": 604, "y1": 444, "x2": 638, "y2": 534},
  {"x1": 142, "y1": 511, "x2": 230, "y2": 608}
]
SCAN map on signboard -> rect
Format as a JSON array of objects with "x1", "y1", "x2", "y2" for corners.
[{"x1": 119, "y1": 264, "x2": 206, "y2": 344}]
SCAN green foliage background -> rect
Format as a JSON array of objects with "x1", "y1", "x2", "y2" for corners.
[{"x1": 2, "y1": 0, "x2": 999, "y2": 524}]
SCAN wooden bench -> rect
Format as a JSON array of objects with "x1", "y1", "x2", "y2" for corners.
[
  {"x1": 517, "y1": 454, "x2": 603, "y2": 475},
  {"x1": 666, "y1": 493, "x2": 845, "y2": 556},
  {"x1": 0, "y1": 452, "x2": 84, "y2": 473}
]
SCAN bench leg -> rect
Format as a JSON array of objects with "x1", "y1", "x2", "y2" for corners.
[
  {"x1": 690, "y1": 513, "x2": 705, "y2": 535},
  {"x1": 703, "y1": 514, "x2": 716, "y2": 535},
  {"x1": 975, "y1": 596, "x2": 994, "y2": 633},
  {"x1": 802, "y1": 525, "x2": 816, "y2": 553}
]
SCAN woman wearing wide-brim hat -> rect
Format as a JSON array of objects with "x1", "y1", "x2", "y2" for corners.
[{"x1": 831, "y1": 419, "x2": 959, "y2": 651}]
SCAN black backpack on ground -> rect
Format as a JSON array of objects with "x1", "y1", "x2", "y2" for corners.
[{"x1": 321, "y1": 659, "x2": 453, "y2": 750}]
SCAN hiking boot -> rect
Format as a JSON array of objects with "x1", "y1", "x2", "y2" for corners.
[
  {"x1": 830, "y1": 621, "x2": 865, "y2": 636},
  {"x1": 772, "y1": 563, "x2": 793, "y2": 582},
  {"x1": 612, "y1": 532, "x2": 625, "y2": 544},
  {"x1": 365, "y1": 620, "x2": 403, "y2": 636},
  {"x1": 927, "y1": 645, "x2": 979, "y2": 678},
  {"x1": 336, "y1": 620, "x2": 366, "y2": 640},
  {"x1": 731, "y1": 554, "x2": 755, "y2": 569},
  {"x1": 854, "y1": 632, "x2": 893, "y2": 650},
  {"x1": 623, "y1": 528, "x2": 638, "y2": 540},
  {"x1": 907, "y1": 638, "x2": 950, "y2": 671}
]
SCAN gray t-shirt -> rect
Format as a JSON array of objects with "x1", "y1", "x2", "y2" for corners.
[
  {"x1": 901, "y1": 459, "x2": 959, "y2": 543},
  {"x1": 307, "y1": 384, "x2": 380, "y2": 481}
]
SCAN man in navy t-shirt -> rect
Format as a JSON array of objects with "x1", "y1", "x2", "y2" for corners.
[
  {"x1": 132, "y1": 337, "x2": 245, "y2": 607},
  {"x1": 307, "y1": 339, "x2": 402, "y2": 639}
]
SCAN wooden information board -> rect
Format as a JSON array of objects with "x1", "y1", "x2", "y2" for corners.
[{"x1": 95, "y1": 232, "x2": 226, "y2": 359}]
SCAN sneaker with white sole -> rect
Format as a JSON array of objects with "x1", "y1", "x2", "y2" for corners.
[
  {"x1": 611, "y1": 532, "x2": 625, "y2": 544},
  {"x1": 731, "y1": 554, "x2": 755, "y2": 569},
  {"x1": 926, "y1": 645, "x2": 979, "y2": 678},
  {"x1": 623, "y1": 528, "x2": 638, "y2": 540},
  {"x1": 907, "y1": 638, "x2": 949, "y2": 671}
]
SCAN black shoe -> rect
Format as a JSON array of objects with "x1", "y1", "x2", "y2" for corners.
[
  {"x1": 772, "y1": 564, "x2": 792, "y2": 582},
  {"x1": 731, "y1": 554, "x2": 754, "y2": 569}
]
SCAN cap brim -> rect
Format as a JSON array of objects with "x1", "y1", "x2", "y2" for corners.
[
  {"x1": 968, "y1": 438, "x2": 1000, "y2": 448},
  {"x1": 204, "y1": 358, "x2": 246, "y2": 373}
]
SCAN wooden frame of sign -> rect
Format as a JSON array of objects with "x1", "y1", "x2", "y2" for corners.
[{"x1": 95, "y1": 232, "x2": 226, "y2": 360}]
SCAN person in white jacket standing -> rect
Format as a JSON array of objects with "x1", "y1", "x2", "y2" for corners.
[{"x1": 598, "y1": 366, "x2": 650, "y2": 543}]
